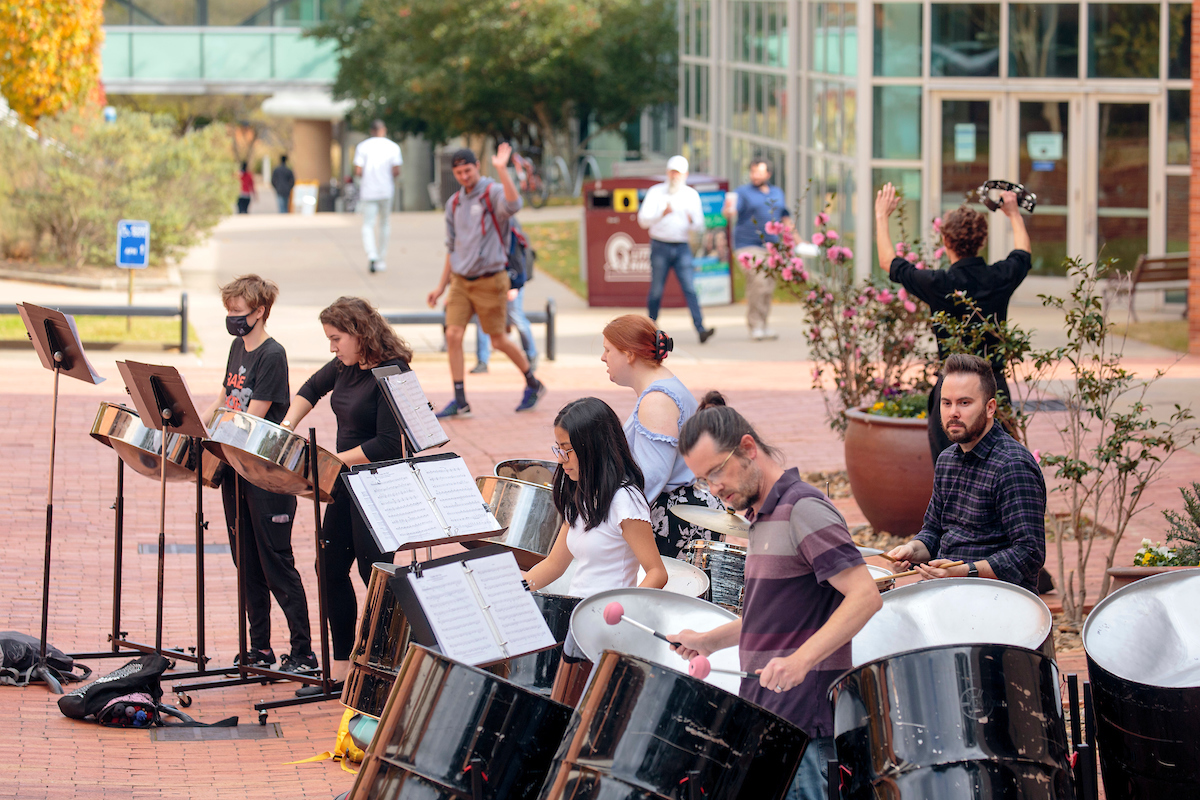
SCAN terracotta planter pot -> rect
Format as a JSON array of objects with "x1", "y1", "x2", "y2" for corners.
[
  {"x1": 843, "y1": 407, "x2": 934, "y2": 537},
  {"x1": 1105, "y1": 565, "x2": 1200, "y2": 593}
]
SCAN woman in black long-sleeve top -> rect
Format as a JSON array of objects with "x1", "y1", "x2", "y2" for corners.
[{"x1": 281, "y1": 296, "x2": 413, "y2": 688}]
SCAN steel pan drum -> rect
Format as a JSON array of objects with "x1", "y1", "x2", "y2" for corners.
[
  {"x1": 538, "y1": 767, "x2": 666, "y2": 800},
  {"x1": 471, "y1": 476, "x2": 563, "y2": 569},
  {"x1": 205, "y1": 408, "x2": 343, "y2": 501},
  {"x1": 495, "y1": 458, "x2": 559, "y2": 487},
  {"x1": 867, "y1": 563, "x2": 895, "y2": 592},
  {"x1": 539, "y1": 557, "x2": 710, "y2": 599},
  {"x1": 569, "y1": 587, "x2": 742, "y2": 693},
  {"x1": 348, "y1": 644, "x2": 573, "y2": 800},
  {"x1": 682, "y1": 539, "x2": 747, "y2": 612},
  {"x1": 1083, "y1": 569, "x2": 1200, "y2": 798},
  {"x1": 538, "y1": 650, "x2": 807, "y2": 800},
  {"x1": 829, "y1": 644, "x2": 1073, "y2": 799},
  {"x1": 850, "y1": 577, "x2": 1053, "y2": 666},
  {"x1": 91, "y1": 401, "x2": 223, "y2": 487},
  {"x1": 486, "y1": 592, "x2": 581, "y2": 696},
  {"x1": 341, "y1": 563, "x2": 412, "y2": 719}
]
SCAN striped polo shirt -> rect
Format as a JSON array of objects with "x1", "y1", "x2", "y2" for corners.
[{"x1": 739, "y1": 468, "x2": 863, "y2": 737}]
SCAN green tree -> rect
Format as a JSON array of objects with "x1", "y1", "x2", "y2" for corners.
[{"x1": 314, "y1": 0, "x2": 678, "y2": 162}]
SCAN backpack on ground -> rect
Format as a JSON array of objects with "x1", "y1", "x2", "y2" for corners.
[
  {"x1": 58, "y1": 654, "x2": 236, "y2": 728},
  {"x1": 0, "y1": 631, "x2": 92, "y2": 687}
]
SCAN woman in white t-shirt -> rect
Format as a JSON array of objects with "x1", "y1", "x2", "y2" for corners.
[{"x1": 525, "y1": 397, "x2": 667, "y2": 704}]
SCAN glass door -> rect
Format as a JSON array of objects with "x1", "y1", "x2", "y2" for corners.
[
  {"x1": 1092, "y1": 101, "x2": 1151, "y2": 273},
  {"x1": 935, "y1": 98, "x2": 993, "y2": 217},
  {"x1": 1015, "y1": 99, "x2": 1074, "y2": 275}
]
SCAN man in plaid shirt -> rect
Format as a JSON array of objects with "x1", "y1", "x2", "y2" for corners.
[{"x1": 887, "y1": 354, "x2": 1046, "y2": 593}]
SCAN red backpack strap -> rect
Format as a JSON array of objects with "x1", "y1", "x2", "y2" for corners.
[{"x1": 480, "y1": 187, "x2": 507, "y2": 248}]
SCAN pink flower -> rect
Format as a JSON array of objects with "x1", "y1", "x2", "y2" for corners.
[
  {"x1": 897, "y1": 288, "x2": 908, "y2": 301},
  {"x1": 841, "y1": 247, "x2": 853, "y2": 260},
  {"x1": 799, "y1": 269, "x2": 810, "y2": 282},
  {"x1": 825, "y1": 230, "x2": 839, "y2": 241},
  {"x1": 1033, "y1": 449, "x2": 1041, "y2": 463},
  {"x1": 811, "y1": 232, "x2": 826, "y2": 246},
  {"x1": 905, "y1": 251, "x2": 918, "y2": 263},
  {"x1": 824, "y1": 292, "x2": 834, "y2": 303},
  {"x1": 865, "y1": 319, "x2": 877, "y2": 330},
  {"x1": 902, "y1": 334, "x2": 915, "y2": 346},
  {"x1": 877, "y1": 289, "x2": 894, "y2": 304},
  {"x1": 895, "y1": 242, "x2": 908, "y2": 256},
  {"x1": 933, "y1": 247, "x2": 945, "y2": 260},
  {"x1": 807, "y1": 290, "x2": 818, "y2": 301},
  {"x1": 738, "y1": 252, "x2": 756, "y2": 271},
  {"x1": 933, "y1": 217, "x2": 942, "y2": 232},
  {"x1": 842, "y1": 308, "x2": 856, "y2": 319},
  {"x1": 855, "y1": 294, "x2": 868, "y2": 306},
  {"x1": 781, "y1": 266, "x2": 794, "y2": 281},
  {"x1": 811, "y1": 367, "x2": 821, "y2": 382},
  {"x1": 809, "y1": 327, "x2": 821, "y2": 341},
  {"x1": 915, "y1": 261, "x2": 926, "y2": 270},
  {"x1": 904, "y1": 300, "x2": 917, "y2": 313},
  {"x1": 814, "y1": 212, "x2": 829, "y2": 227},
  {"x1": 764, "y1": 221, "x2": 783, "y2": 235}
]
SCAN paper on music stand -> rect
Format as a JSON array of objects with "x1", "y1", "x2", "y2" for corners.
[
  {"x1": 406, "y1": 551, "x2": 555, "y2": 665},
  {"x1": 17, "y1": 303, "x2": 105, "y2": 385},
  {"x1": 412, "y1": 457, "x2": 496, "y2": 534},
  {"x1": 373, "y1": 366, "x2": 449, "y2": 453}
]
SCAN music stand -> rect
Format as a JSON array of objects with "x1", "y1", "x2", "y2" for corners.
[
  {"x1": 116, "y1": 360, "x2": 208, "y2": 656},
  {"x1": 18, "y1": 303, "x2": 105, "y2": 693}
]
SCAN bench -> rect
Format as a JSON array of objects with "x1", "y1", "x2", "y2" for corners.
[
  {"x1": 383, "y1": 297, "x2": 557, "y2": 361},
  {"x1": 0, "y1": 293, "x2": 191, "y2": 353},
  {"x1": 1103, "y1": 253, "x2": 1189, "y2": 322}
]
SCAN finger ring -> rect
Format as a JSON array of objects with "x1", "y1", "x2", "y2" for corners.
[{"x1": 775, "y1": 684, "x2": 783, "y2": 692}]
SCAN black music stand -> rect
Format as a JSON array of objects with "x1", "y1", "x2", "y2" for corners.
[
  {"x1": 18, "y1": 303, "x2": 105, "y2": 693},
  {"x1": 116, "y1": 361, "x2": 209, "y2": 662}
]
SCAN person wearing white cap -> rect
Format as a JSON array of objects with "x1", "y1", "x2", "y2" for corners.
[{"x1": 636, "y1": 155, "x2": 715, "y2": 343}]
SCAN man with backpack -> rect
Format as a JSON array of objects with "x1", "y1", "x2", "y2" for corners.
[
  {"x1": 427, "y1": 144, "x2": 547, "y2": 416},
  {"x1": 470, "y1": 216, "x2": 538, "y2": 373}
]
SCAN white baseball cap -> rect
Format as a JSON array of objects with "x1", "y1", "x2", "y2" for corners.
[{"x1": 666, "y1": 155, "x2": 689, "y2": 174}]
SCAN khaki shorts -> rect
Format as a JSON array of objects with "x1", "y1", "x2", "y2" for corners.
[{"x1": 445, "y1": 271, "x2": 510, "y2": 336}]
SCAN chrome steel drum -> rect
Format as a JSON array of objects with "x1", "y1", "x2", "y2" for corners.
[
  {"x1": 683, "y1": 539, "x2": 747, "y2": 612},
  {"x1": 347, "y1": 644, "x2": 573, "y2": 800},
  {"x1": 538, "y1": 650, "x2": 807, "y2": 800},
  {"x1": 91, "y1": 401, "x2": 223, "y2": 487},
  {"x1": 471, "y1": 476, "x2": 563, "y2": 569},
  {"x1": 569, "y1": 587, "x2": 742, "y2": 693},
  {"x1": 850, "y1": 577, "x2": 1054, "y2": 666},
  {"x1": 341, "y1": 562, "x2": 412, "y2": 719},
  {"x1": 829, "y1": 644, "x2": 1073, "y2": 799},
  {"x1": 495, "y1": 458, "x2": 559, "y2": 487},
  {"x1": 1083, "y1": 569, "x2": 1200, "y2": 798},
  {"x1": 867, "y1": 563, "x2": 895, "y2": 592},
  {"x1": 539, "y1": 557, "x2": 710, "y2": 599},
  {"x1": 487, "y1": 592, "x2": 581, "y2": 696},
  {"x1": 205, "y1": 408, "x2": 343, "y2": 501}
]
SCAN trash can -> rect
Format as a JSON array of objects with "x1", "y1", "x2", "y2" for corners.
[{"x1": 583, "y1": 175, "x2": 731, "y2": 308}]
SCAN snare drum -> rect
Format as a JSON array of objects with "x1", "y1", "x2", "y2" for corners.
[
  {"x1": 683, "y1": 539, "x2": 747, "y2": 613},
  {"x1": 341, "y1": 563, "x2": 412, "y2": 719}
]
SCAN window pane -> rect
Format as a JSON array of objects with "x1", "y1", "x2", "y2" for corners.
[
  {"x1": 813, "y1": 3, "x2": 827, "y2": 72},
  {"x1": 874, "y1": 4, "x2": 922, "y2": 77},
  {"x1": 826, "y1": 3, "x2": 843, "y2": 76},
  {"x1": 873, "y1": 86, "x2": 922, "y2": 159},
  {"x1": 683, "y1": 128, "x2": 711, "y2": 174},
  {"x1": 826, "y1": 84, "x2": 843, "y2": 152},
  {"x1": 1020, "y1": 101, "x2": 1070, "y2": 275},
  {"x1": 1169, "y1": 4, "x2": 1192, "y2": 79},
  {"x1": 1097, "y1": 102, "x2": 1149, "y2": 272},
  {"x1": 1167, "y1": 175, "x2": 1188, "y2": 252},
  {"x1": 1009, "y1": 4, "x2": 1079, "y2": 78},
  {"x1": 812, "y1": 79, "x2": 827, "y2": 149},
  {"x1": 931, "y1": 4, "x2": 1000, "y2": 77},
  {"x1": 842, "y1": 2, "x2": 858, "y2": 77},
  {"x1": 872, "y1": 167, "x2": 922, "y2": 275},
  {"x1": 1168, "y1": 90, "x2": 1189, "y2": 165},
  {"x1": 841, "y1": 165, "x2": 857, "y2": 253},
  {"x1": 844, "y1": 87, "x2": 858, "y2": 156},
  {"x1": 756, "y1": 2, "x2": 765, "y2": 64},
  {"x1": 1088, "y1": 4, "x2": 1159, "y2": 79},
  {"x1": 940, "y1": 100, "x2": 990, "y2": 212}
]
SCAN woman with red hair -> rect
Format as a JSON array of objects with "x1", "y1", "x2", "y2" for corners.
[{"x1": 601, "y1": 314, "x2": 723, "y2": 556}]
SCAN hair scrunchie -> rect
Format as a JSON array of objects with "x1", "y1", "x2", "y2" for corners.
[{"x1": 654, "y1": 330, "x2": 674, "y2": 361}]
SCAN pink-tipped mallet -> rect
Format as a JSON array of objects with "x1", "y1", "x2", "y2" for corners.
[
  {"x1": 602, "y1": 601, "x2": 679, "y2": 646},
  {"x1": 687, "y1": 654, "x2": 750, "y2": 680}
]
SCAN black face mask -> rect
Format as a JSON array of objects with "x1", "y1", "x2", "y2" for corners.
[{"x1": 226, "y1": 314, "x2": 257, "y2": 337}]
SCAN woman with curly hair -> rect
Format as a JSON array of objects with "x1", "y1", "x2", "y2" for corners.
[{"x1": 280, "y1": 296, "x2": 414, "y2": 692}]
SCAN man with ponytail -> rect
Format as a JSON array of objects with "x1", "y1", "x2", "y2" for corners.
[{"x1": 669, "y1": 394, "x2": 882, "y2": 800}]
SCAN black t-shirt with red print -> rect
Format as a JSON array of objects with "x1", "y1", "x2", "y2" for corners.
[{"x1": 222, "y1": 337, "x2": 290, "y2": 424}]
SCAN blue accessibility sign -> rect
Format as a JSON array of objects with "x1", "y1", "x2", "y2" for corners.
[{"x1": 116, "y1": 219, "x2": 150, "y2": 268}]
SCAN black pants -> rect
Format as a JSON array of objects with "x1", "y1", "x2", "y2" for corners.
[
  {"x1": 321, "y1": 488, "x2": 393, "y2": 661},
  {"x1": 221, "y1": 479, "x2": 312, "y2": 656},
  {"x1": 236, "y1": 196, "x2": 251, "y2": 213},
  {"x1": 926, "y1": 368, "x2": 1012, "y2": 464}
]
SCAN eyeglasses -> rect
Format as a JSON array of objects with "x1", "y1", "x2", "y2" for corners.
[
  {"x1": 551, "y1": 444, "x2": 575, "y2": 461},
  {"x1": 694, "y1": 448, "x2": 738, "y2": 492}
]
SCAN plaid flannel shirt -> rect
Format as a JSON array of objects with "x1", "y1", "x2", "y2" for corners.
[{"x1": 916, "y1": 424, "x2": 1047, "y2": 592}]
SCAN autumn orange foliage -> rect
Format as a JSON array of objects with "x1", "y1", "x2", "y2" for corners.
[{"x1": 0, "y1": 0, "x2": 105, "y2": 125}]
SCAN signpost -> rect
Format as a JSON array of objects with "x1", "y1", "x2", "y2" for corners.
[{"x1": 117, "y1": 219, "x2": 150, "y2": 331}]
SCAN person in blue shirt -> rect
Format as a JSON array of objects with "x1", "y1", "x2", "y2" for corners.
[{"x1": 724, "y1": 159, "x2": 790, "y2": 341}]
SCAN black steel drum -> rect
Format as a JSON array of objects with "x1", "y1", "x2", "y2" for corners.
[
  {"x1": 539, "y1": 765, "x2": 667, "y2": 800},
  {"x1": 538, "y1": 650, "x2": 807, "y2": 800},
  {"x1": 1083, "y1": 569, "x2": 1200, "y2": 799},
  {"x1": 828, "y1": 644, "x2": 1073, "y2": 799},
  {"x1": 348, "y1": 644, "x2": 574, "y2": 800},
  {"x1": 487, "y1": 592, "x2": 581, "y2": 696},
  {"x1": 349, "y1": 765, "x2": 467, "y2": 799},
  {"x1": 342, "y1": 563, "x2": 412, "y2": 719}
]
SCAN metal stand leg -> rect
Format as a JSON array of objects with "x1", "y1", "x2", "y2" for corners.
[{"x1": 33, "y1": 365, "x2": 65, "y2": 693}]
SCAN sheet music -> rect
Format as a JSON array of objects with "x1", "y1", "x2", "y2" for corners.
[
  {"x1": 468, "y1": 553, "x2": 556, "y2": 657},
  {"x1": 353, "y1": 464, "x2": 445, "y2": 547},
  {"x1": 407, "y1": 564, "x2": 506, "y2": 665},
  {"x1": 415, "y1": 457, "x2": 498, "y2": 535},
  {"x1": 382, "y1": 371, "x2": 449, "y2": 452},
  {"x1": 342, "y1": 473, "x2": 397, "y2": 550}
]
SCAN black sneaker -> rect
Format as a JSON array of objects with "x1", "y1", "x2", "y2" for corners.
[
  {"x1": 233, "y1": 648, "x2": 275, "y2": 668},
  {"x1": 280, "y1": 652, "x2": 319, "y2": 674},
  {"x1": 515, "y1": 381, "x2": 547, "y2": 413},
  {"x1": 296, "y1": 680, "x2": 344, "y2": 698},
  {"x1": 699, "y1": 327, "x2": 716, "y2": 344},
  {"x1": 436, "y1": 399, "x2": 473, "y2": 419}
]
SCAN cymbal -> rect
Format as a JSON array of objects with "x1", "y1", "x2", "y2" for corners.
[{"x1": 669, "y1": 506, "x2": 750, "y2": 537}]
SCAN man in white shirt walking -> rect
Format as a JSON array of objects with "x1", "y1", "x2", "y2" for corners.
[
  {"x1": 353, "y1": 119, "x2": 403, "y2": 273},
  {"x1": 636, "y1": 155, "x2": 714, "y2": 343}
]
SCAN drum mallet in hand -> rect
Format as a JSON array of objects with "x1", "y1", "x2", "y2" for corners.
[
  {"x1": 878, "y1": 560, "x2": 965, "y2": 581},
  {"x1": 603, "y1": 602, "x2": 679, "y2": 646},
  {"x1": 687, "y1": 654, "x2": 750, "y2": 680}
]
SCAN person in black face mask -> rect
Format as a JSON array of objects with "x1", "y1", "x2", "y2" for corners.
[{"x1": 202, "y1": 275, "x2": 318, "y2": 676}]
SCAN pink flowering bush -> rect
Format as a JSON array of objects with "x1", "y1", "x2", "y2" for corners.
[{"x1": 740, "y1": 213, "x2": 934, "y2": 435}]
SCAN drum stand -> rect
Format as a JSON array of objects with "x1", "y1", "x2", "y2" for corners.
[
  {"x1": 173, "y1": 429, "x2": 338, "y2": 719},
  {"x1": 1065, "y1": 673, "x2": 1100, "y2": 800}
]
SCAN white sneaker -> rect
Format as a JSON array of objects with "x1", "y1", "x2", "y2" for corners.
[
  {"x1": 751, "y1": 328, "x2": 766, "y2": 340},
  {"x1": 759, "y1": 328, "x2": 778, "y2": 341},
  {"x1": 374, "y1": 261, "x2": 387, "y2": 272}
]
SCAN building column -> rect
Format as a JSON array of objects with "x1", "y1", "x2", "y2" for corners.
[
  {"x1": 1192, "y1": 0, "x2": 1200, "y2": 355},
  {"x1": 292, "y1": 119, "x2": 333, "y2": 185}
]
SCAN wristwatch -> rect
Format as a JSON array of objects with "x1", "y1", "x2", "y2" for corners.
[{"x1": 966, "y1": 562, "x2": 979, "y2": 578}]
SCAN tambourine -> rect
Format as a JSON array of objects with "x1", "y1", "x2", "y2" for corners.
[{"x1": 968, "y1": 180, "x2": 1037, "y2": 213}]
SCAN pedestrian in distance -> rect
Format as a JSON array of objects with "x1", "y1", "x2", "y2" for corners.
[
  {"x1": 637, "y1": 155, "x2": 715, "y2": 344},
  {"x1": 236, "y1": 162, "x2": 255, "y2": 214},
  {"x1": 427, "y1": 143, "x2": 547, "y2": 417},
  {"x1": 271, "y1": 155, "x2": 295, "y2": 214},
  {"x1": 354, "y1": 119, "x2": 403, "y2": 273},
  {"x1": 724, "y1": 159, "x2": 789, "y2": 341}
]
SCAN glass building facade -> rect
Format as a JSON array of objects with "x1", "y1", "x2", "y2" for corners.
[{"x1": 680, "y1": 0, "x2": 1191, "y2": 276}]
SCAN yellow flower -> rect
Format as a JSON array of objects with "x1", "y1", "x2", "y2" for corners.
[
  {"x1": 917, "y1": 411, "x2": 927, "y2": 419},
  {"x1": 872, "y1": 402, "x2": 884, "y2": 411}
]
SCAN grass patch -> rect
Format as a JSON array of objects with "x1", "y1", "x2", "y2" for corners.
[
  {"x1": 1119, "y1": 319, "x2": 1189, "y2": 353},
  {"x1": 524, "y1": 221, "x2": 586, "y2": 299},
  {"x1": 0, "y1": 314, "x2": 201, "y2": 352}
]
